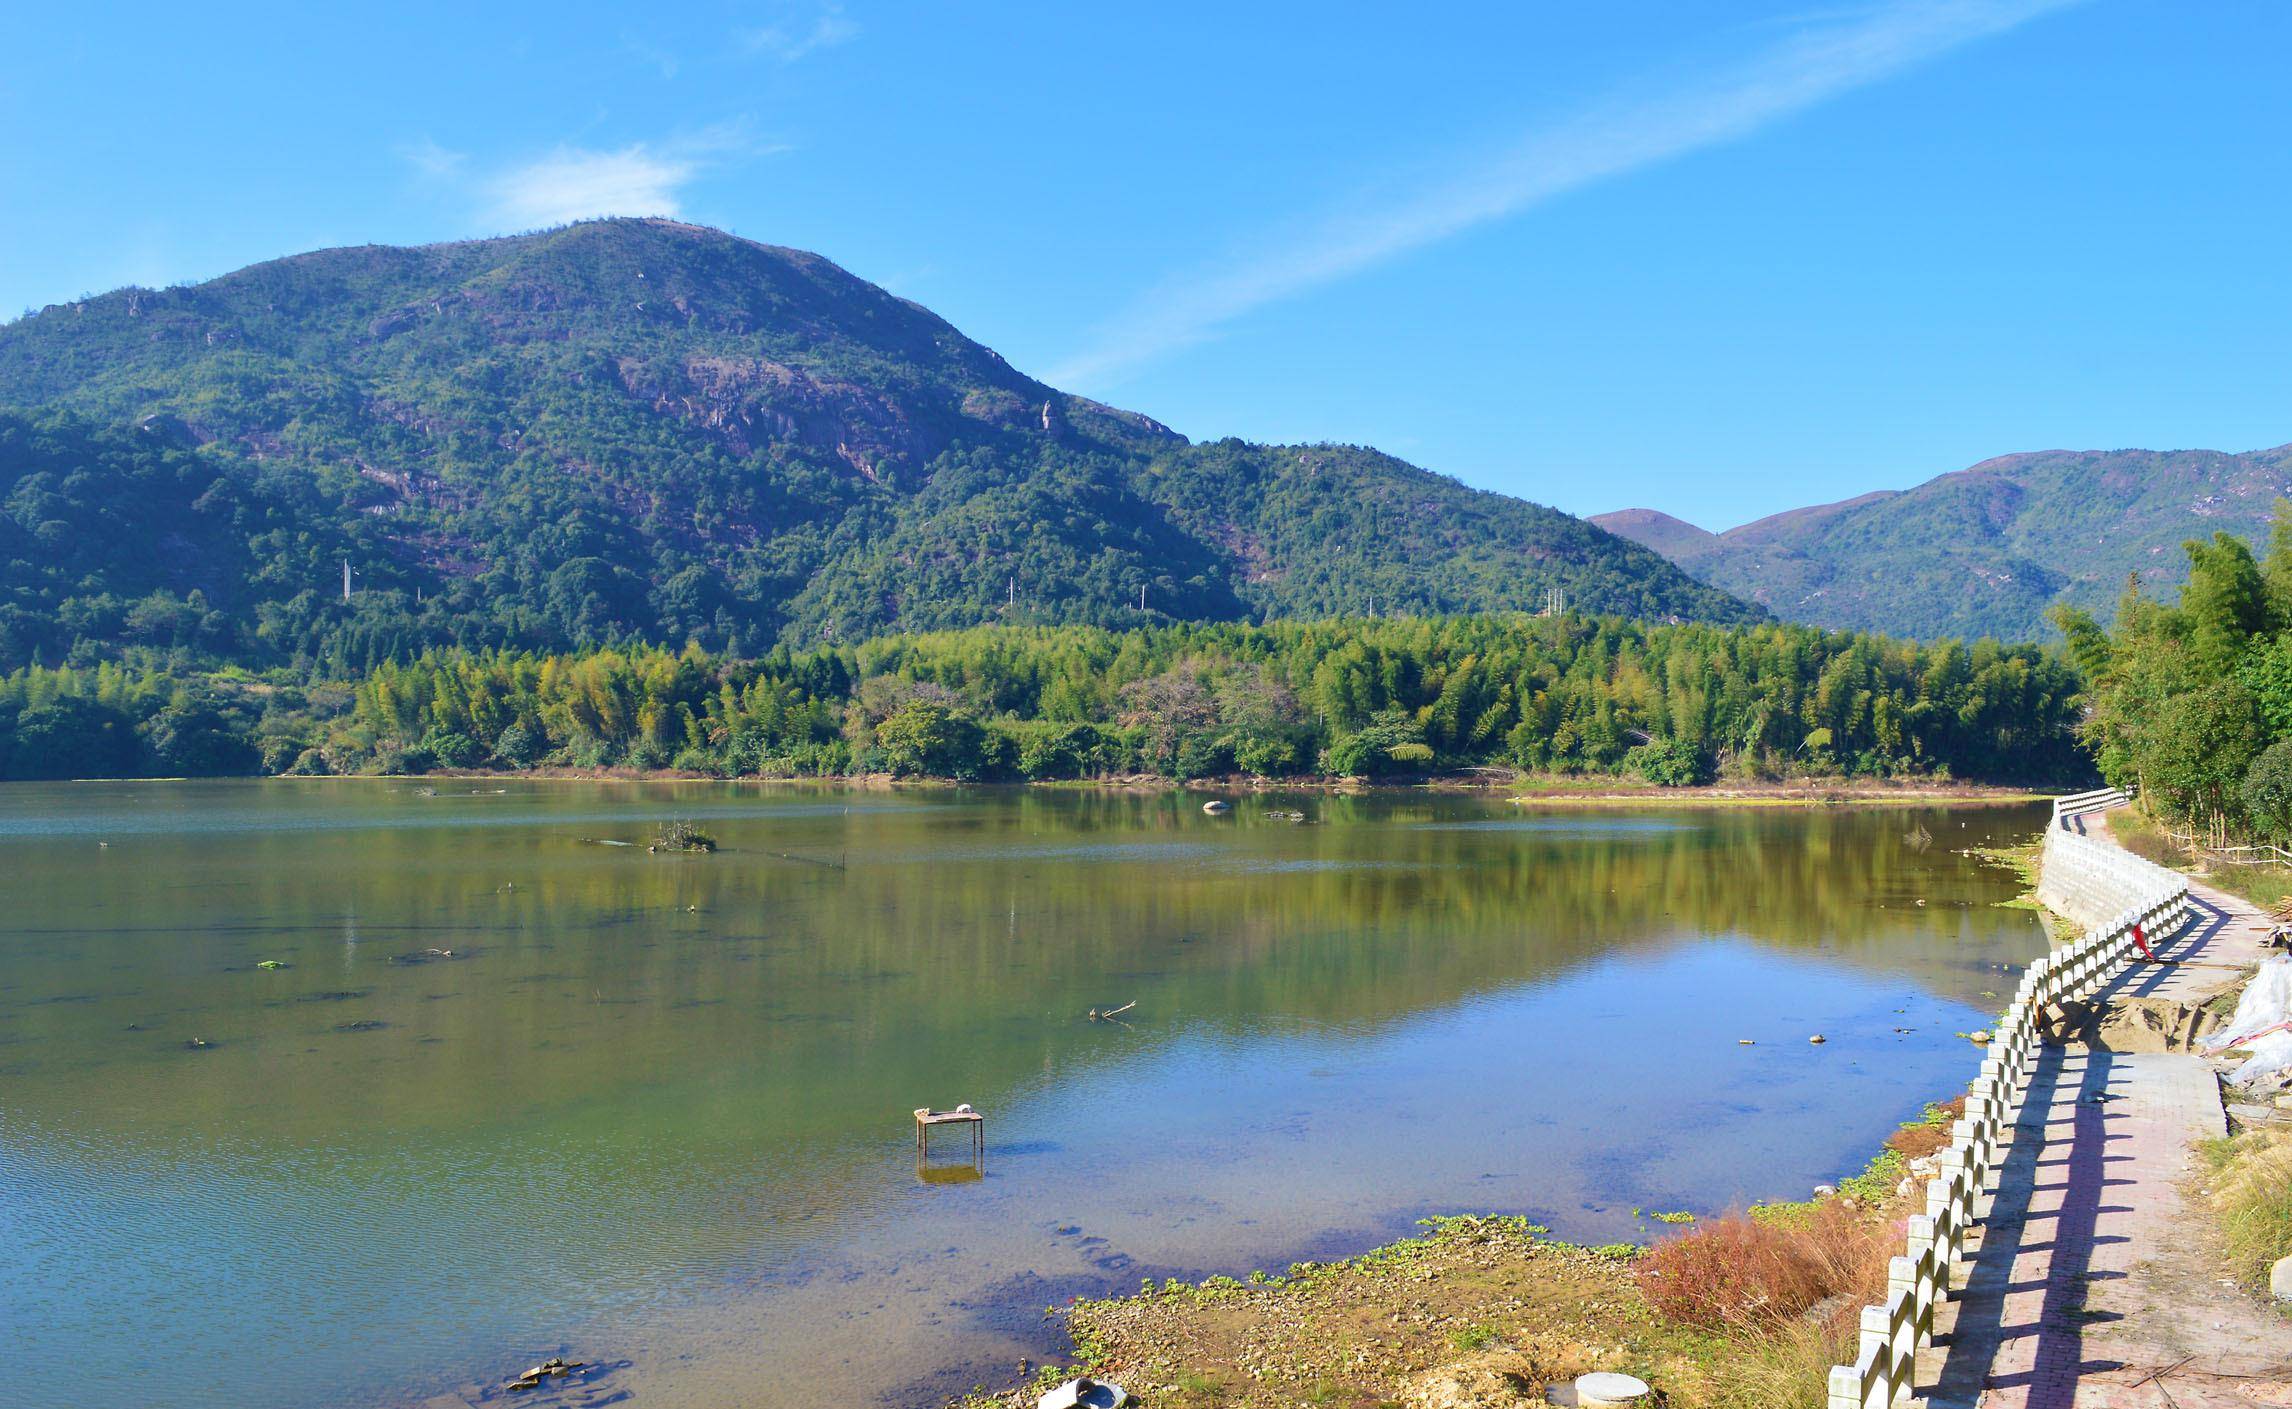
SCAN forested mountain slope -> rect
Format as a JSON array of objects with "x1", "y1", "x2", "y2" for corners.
[
  {"x1": 1595, "y1": 446, "x2": 2292, "y2": 641},
  {"x1": 0, "y1": 219, "x2": 1753, "y2": 671}
]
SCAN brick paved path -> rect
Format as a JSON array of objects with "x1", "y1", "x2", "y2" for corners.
[{"x1": 1916, "y1": 823, "x2": 2287, "y2": 1409}]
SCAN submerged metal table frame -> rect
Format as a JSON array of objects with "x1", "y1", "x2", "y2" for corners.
[{"x1": 913, "y1": 1107, "x2": 984, "y2": 1163}]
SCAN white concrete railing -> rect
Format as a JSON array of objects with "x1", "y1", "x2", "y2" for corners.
[
  {"x1": 1825, "y1": 828, "x2": 2188, "y2": 1409},
  {"x1": 2052, "y1": 786, "x2": 2129, "y2": 830}
]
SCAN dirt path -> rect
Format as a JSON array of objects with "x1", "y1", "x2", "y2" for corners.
[{"x1": 1916, "y1": 823, "x2": 2288, "y2": 1409}]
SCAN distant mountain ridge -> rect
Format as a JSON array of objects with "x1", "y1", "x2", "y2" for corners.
[
  {"x1": 0, "y1": 218, "x2": 1755, "y2": 669},
  {"x1": 1595, "y1": 444, "x2": 2292, "y2": 641}
]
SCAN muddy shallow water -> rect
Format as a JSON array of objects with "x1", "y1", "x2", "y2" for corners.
[{"x1": 0, "y1": 781, "x2": 2046, "y2": 1408}]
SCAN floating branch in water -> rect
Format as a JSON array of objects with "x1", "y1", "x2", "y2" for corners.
[
  {"x1": 761, "y1": 849, "x2": 845, "y2": 870},
  {"x1": 1088, "y1": 1001, "x2": 1137, "y2": 1021}
]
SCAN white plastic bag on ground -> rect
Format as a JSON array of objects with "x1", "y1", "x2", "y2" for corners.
[
  {"x1": 2208, "y1": 955, "x2": 2292, "y2": 1052},
  {"x1": 2229, "y1": 1029, "x2": 2292, "y2": 1088}
]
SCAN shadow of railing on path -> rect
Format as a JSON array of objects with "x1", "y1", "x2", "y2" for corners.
[
  {"x1": 1916, "y1": 893, "x2": 2230, "y2": 1407},
  {"x1": 1921, "y1": 1046, "x2": 2137, "y2": 1409},
  {"x1": 1831, "y1": 813, "x2": 2187, "y2": 1409}
]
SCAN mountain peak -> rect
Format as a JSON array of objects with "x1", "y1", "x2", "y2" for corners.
[
  {"x1": 0, "y1": 227, "x2": 1758, "y2": 667},
  {"x1": 1588, "y1": 508, "x2": 1719, "y2": 564},
  {"x1": 1609, "y1": 445, "x2": 2292, "y2": 640}
]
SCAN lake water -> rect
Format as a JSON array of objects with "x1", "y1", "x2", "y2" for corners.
[{"x1": 0, "y1": 781, "x2": 2048, "y2": 1409}]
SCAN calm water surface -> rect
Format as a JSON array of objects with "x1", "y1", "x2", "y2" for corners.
[{"x1": 0, "y1": 782, "x2": 2049, "y2": 1408}]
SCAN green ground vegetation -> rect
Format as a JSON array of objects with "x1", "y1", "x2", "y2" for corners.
[
  {"x1": 960, "y1": 1102, "x2": 1970, "y2": 1409},
  {"x1": 2105, "y1": 801, "x2": 2292, "y2": 911},
  {"x1": 2197, "y1": 1130, "x2": 2292, "y2": 1303}
]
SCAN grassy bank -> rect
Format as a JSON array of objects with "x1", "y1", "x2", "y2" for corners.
[
  {"x1": 2199, "y1": 1130, "x2": 2292, "y2": 1300},
  {"x1": 1502, "y1": 778, "x2": 2050, "y2": 808},
  {"x1": 255, "y1": 767, "x2": 2055, "y2": 810},
  {"x1": 2104, "y1": 808, "x2": 2292, "y2": 912},
  {"x1": 958, "y1": 1107, "x2": 1966, "y2": 1409}
]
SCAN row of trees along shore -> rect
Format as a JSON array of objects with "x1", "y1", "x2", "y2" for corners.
[
  {"x1": 2067, "y1": 503, "x2": 2292, "y2": 839},
  {"x1": 0, "y1": 614, "x2": 2083, "y2": 784}
]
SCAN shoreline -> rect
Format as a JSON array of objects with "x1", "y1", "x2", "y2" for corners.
[
  {"x1": 12, "y1": 773, "x2": 2062, "y2": 1409},
  {"x1": 938, "y1": 816, "x2": 2060, "y2": 1408},
  {"x1": 947, "y1": 817, "x2": 2281, "y2": 1409},
  {"x1": 112, "y1": 769, "x2": 2060, "y2": 808},
  {"x1": 953, "y1": 1107, "x2": 1969, "y2": 1409}
]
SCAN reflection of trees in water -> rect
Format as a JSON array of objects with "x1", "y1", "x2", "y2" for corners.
[{"x1": 0, "y1": 792, "x2": 2047, "y2": 1163}]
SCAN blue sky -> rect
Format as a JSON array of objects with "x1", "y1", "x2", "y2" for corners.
[{"x1": 4, "y1": 2, "x2": 2286, "y2": 529}]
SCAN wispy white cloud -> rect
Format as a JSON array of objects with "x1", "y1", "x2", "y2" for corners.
[
  {"x1": 401, "y1": 124, "x2": 779, "y2": 233},
  {"x1": 397, "y1": 137, "x2": 467, "y2": 182},
  {"x1": 738, "y1": 4, "x2": 859, "y2": 64},
  {"x1": 1048, "y1": 0, "x2": 2090, "y2": 389},
  {"x1": 621, "y1": 33, "x2": 681, "y2": 80},
  {"x1": 485, "y1": 144, "x2": 702, "y2": 228}
]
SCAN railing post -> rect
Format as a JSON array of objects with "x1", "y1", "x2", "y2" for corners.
[
  {"x1": 1885, "y1": 1275, "x2": 1917, "y2": 1406},
  {"x1": 1904, "y1": 1218, "x2": 1938, "y2": 1329},
  {"x1": 1859, "y1": 1303, "x2": 1890, "y2": 1384}
]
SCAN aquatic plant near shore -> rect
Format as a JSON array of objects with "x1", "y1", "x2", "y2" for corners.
[
  {"x1": 1883, "y1": 1097, "x2": 1966, "y2": 1160},
  {"x1": 651, "y1": 819, "x2": 717, "y2": 853}
]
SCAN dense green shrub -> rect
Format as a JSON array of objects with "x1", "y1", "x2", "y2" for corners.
[
  {"x1": 1323, "y1": 709, "x2": 1433, "y2": 777},
  {"x1": 493, "y1": 720, "x2": 544, "y2": 768},
  {"x1": 875, "y1": 699, "x2": 988, "y2": 778},
  {"x1": 1625, "y1": 737, "x2": 1711, "y2": 787},
  {"x1": 7, "y1": 697, "x2": 141, "y2": 779},
  {"x1": 1004, "y1": 721, "x2": 1109, "y2": 780},
  {"x1": 419, "y1": 729, "x2": 484, "y2": 769},
  {"x1": 2240, "y1": 739, "x2": 2292, "y2": 841},
  {"x1": 145, "y1": 703, "x2": 260, "y2": 776}
]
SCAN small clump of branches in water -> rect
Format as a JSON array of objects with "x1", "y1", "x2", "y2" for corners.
[{"x1": 651, "y1": 819, "x2": 717, "y2": 853}]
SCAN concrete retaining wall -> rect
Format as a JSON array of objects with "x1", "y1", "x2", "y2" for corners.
[{"x1": 2036, "y1": 824, "x2": 2180, "y2": 933}]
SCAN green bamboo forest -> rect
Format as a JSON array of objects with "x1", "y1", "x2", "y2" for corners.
[
  {"x1": 0, "y1": 613, "x2": 2084, "y2": 784},
  {"x1": 2063, "y1": 502, "x2": 2292, "y2": 837}
]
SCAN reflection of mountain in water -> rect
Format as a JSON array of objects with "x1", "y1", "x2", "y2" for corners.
[
  {"x1": 0, "y1": 786, "x2": 2046, "y2": 1156},
  {"x1": 0, "y1": 782, "x2": 2050, "y2": 1409}
]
